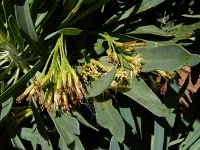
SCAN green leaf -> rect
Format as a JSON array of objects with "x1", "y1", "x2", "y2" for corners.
[
  {"x1": 109, "y1": 136, "x2": 120, "y2": 150},
  {"x1": 73, "y1": 111, "x2": 99, "y2": 131},
  {"x1": 49, "y1": 112, "x2": 80, "y2": 135},
  {"x1": 19, "y1": 127, "x2": 41, "y2": 145},
  {"x1": 182, "y1": 14, "x2": 200, "y2": 18},
  {"x1": 86, "y1": 65, "x2": 117, "y2": 98},
  {"x1": 58, "y1": 138, "x2": 70, "y2": 150},
  {"x1": 0, "y1": 59, "x2": 43, "y2": 104},
  {"x1": 14, "y1": 0, "x2": 38, "y2": 42},
  {"x1": 119, "y1": 107, "x2": 135, "y2": 129},
  {"x1": 49, "y1": 111, "x2": 84, "y2": 150},
  {"x1": 127, "y1": 25, "x2": 172, "y2": 37},
  {"x1": 136, "y1": 45, "x2": 200, "y2": 72},
  {"x1": 6, "y1": 119, "x2": 26, "y2": 150},
  {"x1": 152, "y1": 121, "x2": 164, "y2": 150},
  {"x1": 106, "y1": 0, "x2": 165, "y2": 23},
  {"x1": 31, "y1": 101, "x2": 53, "y2": 149},
  {"x1": 120, "y1": 76, "x2": 171, "y2": 117},
  {"x1": 8, "y1": 15, "x2": 24, "y2": 50},
  {"x1": 172, "y1": 22, "x2": 200, "y2": 41},
  {"x1": 60, "y1": 0, "x2": 84, "y2": 28},
  {"x1": 45, "y1": 28, "x2": 83, "y2": 40},
  {"x1": 180, "y1": 115, "x2": 200, "y2": 150},
  {"x1": 94, "y1": 38, "x2": 106, "y2": 55},
  {"x1": 136, "y1": 0, "x2": 166, "y2": 14},
  {"x1": 169, "y1": 138, "x2": 185, "y2": 147},
  {"x1": 69, "y1": 0, "x2": 112, "y2": 26},
  {"x1": 94, "y1": 99, "x2": 125, "y2": 142},
  {"x1": 0, "y1": 97, "x2": 13, "y2": 124}
]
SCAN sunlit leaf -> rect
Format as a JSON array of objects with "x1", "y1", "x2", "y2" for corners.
[
  {"x1": 45, "y1": 28, "x2": 82, "y2": 40},
  {"x1": 6, "y1": 119, "x2": 26, "y2": 150},
  {"x1": 0, "y1": 97, "x2": 13, "y2": 124},
  {"x1": 73, "y1": 111, "x2": 99, "y2": 131},
  {"x1": 86, "y1": 65, "x2": 117, "y2": 98},
  {"x1": 31, "y1": 101, "x2": 53, "y2": 149},
  {"x1": 120, "y1": 76, "x2": 172, "y2": 117},
  {"x1": 8, "y1": 15, "x2": 24, "y2": 50},
  {"x1": 127, "y1": 25, "x2": 172, "y2": 37},
  {"x1": 94, "y1": 98, "x2": 125, "y2": 142},
  {"x1": 49, "y1": 111, "x2": 84, "y2": 150},
  {"x1": 19, "y1": 127, "x2": 41, "y2": 145},
  {"x1": 136, "y1": 45, "x2": 200, "y2": 72},
  {"x1": 14, "y1": 0, "x2": 38, "y2": 42},
  {"x1": 109, "y1": 137, "x2": 120, "y2": 150},
  {"x1": 94, "y1": 38, "x2": 106, "y2": 55}
]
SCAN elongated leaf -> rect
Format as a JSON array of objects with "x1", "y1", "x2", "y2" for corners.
[
  {"x1": 58, "y1": 138, "x2": 70, "y2": 150},
  {"x1": 49, "y1": 112, "x2": 80, "y2": 135},
  {"x1": 127, "y1": 25, "x2": 172, "y2": 37},
  {"x1": 86, "y1": 65, "x2": 117, "y2": 98},
  {"x1": 171, "y1": 22, "x2": 200, "y2": 41},
  {"x1": 182, "y1": 14, "x2": 200, "y2": 18},
  {"x1": 14, "y1": 0, "x2": 38, "y2": 42},
  {"x1": 169, "y1": 138, "x2": 185, "y2": 147},
  {"x1": 0, "y1": 97, "x2": 13, "y2": 124},
  {"x1": 109, "y1": 136, "x2": 120, "y2": 150},
  {"x1": 19, "y1": 127, "x2": 41, "y2": 145},
  {"x1": 94, "y1": 38, "x2": 106, "y2": 55},
  {"x1": 136, "y1": 45, "x2": 200, "y2": 72},
  {"x1": 119, "y1": 107, "x2": 135, "y2": 129},
  {"x1": 45, "y1": 28, "x2": 82, "y2": 40},
  {"x1": 49, "y1": 111, "x2": 84, "y2": 150},
  {"x1": 8, "y1": 15, "x2": 24, "y2": 50},
  {"x1": 106, "y1": 0, "x2": 165, "y2": 24},
  {"x1": 152, "y1": 121, "x2": 164, "y2": 150},
  {"x1": 94, "y1": 99, "x2": 125, "y2": 142},
  {"x1": 189, "y1": 137, "x2": 200, "y2": 150},
  {"x1": 0, "y1": 59, "x2": 43, "y2": 104},
  {"x1": 60, "y1": 0, "x2": 84, "y2": 28},
  {"x1": 31, "y1": 101, "x2": 53, "y2": 149},
  {"x1": 120, "y1": 76, "x2": 171, "y2": 117},
  {"x1": 180, "y1": 116, "x2": 200, "y2": 150},
  {"x1": 69, "y1": 0, "x2": 112, "y2": 26},
  {"x1": 136, "y1": 0, "x2": 166, "y2": 14},
  {"x1": 73, "y1": 111, "x2": 99, "y2": 131},
  {"x1": 6, "y1": 119, "x2": 26, "y2": 150}
]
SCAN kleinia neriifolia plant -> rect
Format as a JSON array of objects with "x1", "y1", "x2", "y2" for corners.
[{"x1": 17, "y1": 35, "x2": 85, "y2": 113}]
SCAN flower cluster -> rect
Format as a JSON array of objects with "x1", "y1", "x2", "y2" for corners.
[
  {"x1": 17, "y1": 36, "x2": 85, "y2": 113},
  {"x1": 82, "y1": 59, "x2": 130, "y2": 90},
  {"x1": 98, "y1": 33, "x2": 145, "y2": 76}
]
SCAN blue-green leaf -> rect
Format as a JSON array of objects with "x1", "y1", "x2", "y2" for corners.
[
  {"x1": 109, "y1": 136, "x2": 120, "y2": 150},
  {"x1": 45, "y1": 28, "x2": 82, "y2": 40},
  {"x1": 127, "y1": 25, "x2": 172, "y2": 37},
  {"x1": 6, "y1": 119, "x2": 26, "y2": 150},
  {"x1": 94, "y1": 38, "x2": 106, "y2": 55},
  {"x1": 73, "y1": 111, "x2": 99, "y2": 131},
  {"x1": 31, "y1": 101, "x2": 53, "y2": 149},
  {"x1": 120, "y1": 76, "x2": 172, "y2": 117},
  {"x1": 94, "y1": 99, "x2": 125, "y2": 142},
  {"x1": 136, "y1": 45, "x2": 200, "y2": 72},
  {"x1": 86, "y1": 65, "x2": 117, "y2": 98},
  {"x1": 49, "y1": 111, "x2": 84, "y2": 150},
  {"x1": 19, "y1": 127, "x2": 41, "y2": 145},
  {"x1": 8, "y1": 15, "x2": 24, "y2": 50},
  {"x1": 49, "y1": 112, "x2": 80, "y2": 135},
  {"x1": 14, "y1": 0, "x2": 38, "y2": 42},
  {"x1": 152, "y1": 121, "x2": 165, "y2": 150},
  {"x1": 0, "y1": 97, "x2": 13, "y2": 124}
]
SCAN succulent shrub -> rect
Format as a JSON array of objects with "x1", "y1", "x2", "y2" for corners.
[{"x1": 0, "y1": 0, "x2": 200, "y2": 149}]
